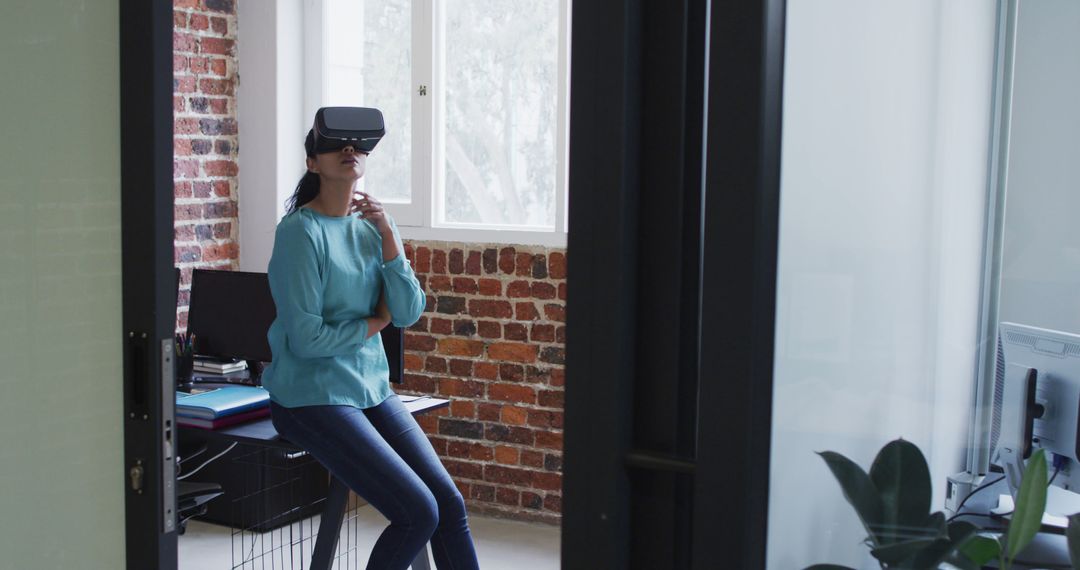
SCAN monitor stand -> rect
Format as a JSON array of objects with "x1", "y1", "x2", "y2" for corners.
[
  {"x1": 998, "y1": 445, "x2": 1026, "y2": 501},
  {"x1": 246, "y1": 360, "x2": 266, "y2": 385},
  {"x1": 992, "y1": 448, "x2": 1080, "y2": 530}
]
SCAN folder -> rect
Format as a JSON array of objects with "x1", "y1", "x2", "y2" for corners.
[
  {"x1": 176, "y1": 386, "x2": 270, "y2": 420},
  {"x1": 176, "y1": 406, "x2": 271, "y2": 429}
]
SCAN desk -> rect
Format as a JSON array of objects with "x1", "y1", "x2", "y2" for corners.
[
  {"x1": 952, "y1": 476, "x2": 1072, "y2": 569},
  {"x1": 945, "y1": 515, "x2": 1070, "y2": 569},
  {"x1": 179, "y1": 395, "x2": 449, "y2": 570}
]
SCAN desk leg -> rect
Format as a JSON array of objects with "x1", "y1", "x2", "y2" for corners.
[
  {"x1": 411, "y1": 544, "x2": 432, "y2": 570},
  {"x1": 310, "y1": 475, "x2": 349, "y2": 570},
  {"x1": 310, "y1": 475, "x2": 432, "y2": 570}
]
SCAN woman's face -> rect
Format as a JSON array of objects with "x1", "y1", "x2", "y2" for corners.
[{"x1": 307, "y1": 145, "x2": 367, "y2": 183}]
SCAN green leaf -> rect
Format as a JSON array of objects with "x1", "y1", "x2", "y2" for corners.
[
  {"x1": 870, "y1": 537, "x2": 936, "y2": 565},
  {"x1": 944, "y1": 552, "x2": 982, "y2": 570},
  {"x1": 958, "y1": 535, "x2": 1001, "y2": 566},
  {"x1": 870, "y1": 439, "x2": 933, "y2": 540},
  {"x1": 1066, "y1": 513, "x2": 1080, "y2": 570},
  {"x1": 946, "y1": 520, "x2": 979, "y2": 545},
  {"x1": 925, "y1": 511, "x2": 948, "y2": 539},
  {"x1": 818, "y1": 451, "x2": 886, "y2": 545},
  {"x1": 881, "y1": 511, "x2": 946, "y2": 547},
  {"x1": 907, "y1": 538, "x2": 959, "y2": 569},
  {"x1": 904, "y1": 521, "x2": 981, "y2": 570},
  {"x1": 1005, "y1": 448, "x2": 1048, "y2": 565}
]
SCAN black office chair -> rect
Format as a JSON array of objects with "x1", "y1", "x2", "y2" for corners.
[
  {"x1": 178, "y1": 482, "x2": 224, "y2": 534},
  {"x1": 176, "y1": 441, "x2": 225, "y2": 535}
]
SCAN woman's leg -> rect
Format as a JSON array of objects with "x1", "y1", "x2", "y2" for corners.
[
  {"x1": 269, "y1": 402, "x2": 439, "y2": 570},
  {"x1": 363, "y1": 395, "x2": 481, "y2": 570}
]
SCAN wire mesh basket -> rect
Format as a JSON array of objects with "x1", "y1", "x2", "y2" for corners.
[{"x1": 224, "y1": 444, "x2": 367, "y2": 570}]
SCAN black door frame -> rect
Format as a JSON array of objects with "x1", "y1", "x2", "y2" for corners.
[
  {"x1": 119, "y1": 0, "x2": 178, "y2": 568},
  {"x1": 562, "y1": 0, "x2": 786, "y2": 567},
  {"x1": 693, "y1": 1, "x2": 786, "y2": 568}
]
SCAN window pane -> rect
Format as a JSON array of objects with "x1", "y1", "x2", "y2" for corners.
[
  {"x1": 441, "y1": 0, "x2": 559, "y2": 228},
  {"x1": 998, "y1": 1, "x2": 1080, "y2": 332},
  {"x1": 326, "y1": 0, "x2": 412, "y2": 203}
]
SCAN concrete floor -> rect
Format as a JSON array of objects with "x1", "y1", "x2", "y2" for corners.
[{"x1": 178, "y1": 504, "x2": 560, "y2": 569}]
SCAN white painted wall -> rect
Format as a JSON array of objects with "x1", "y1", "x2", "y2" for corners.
[
  {"x1": 238, "y1": 0, "x2": 307, "y2": 273},
  {"x1": 768, "y1": 1, "x2": 997, "y2": 567},
  {"x1": 0, "y1": 1, "x2": 125, "y2": 567},
  {"x1": 997, "y1": 0, "x2": 1080, "y2": 333}
]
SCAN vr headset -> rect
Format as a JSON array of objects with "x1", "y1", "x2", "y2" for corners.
[{"x1": 312, "y1": 107, "x2": 386, "y2": 154}]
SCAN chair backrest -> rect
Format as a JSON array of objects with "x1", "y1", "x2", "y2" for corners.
[{"x1": 381, "y1": 325, "x2": 404, "y2": 384}]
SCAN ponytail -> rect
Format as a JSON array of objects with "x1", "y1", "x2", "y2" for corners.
[
  {"x1": 285, "y1": 170, "x2": 320, "y2": 215},
  {"x1": 285, "y1": 129, "x2": 320, "y2": 215}
]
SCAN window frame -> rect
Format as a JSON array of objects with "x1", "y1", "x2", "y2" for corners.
[
  {"x1": 967, "y1": 0, "x2": 1016, "y2": 477},
  {"x1": 306, "y1": 0, "x2": 571, "y2": 247}
]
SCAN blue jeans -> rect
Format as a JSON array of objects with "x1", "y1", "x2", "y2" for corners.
[{"x1": 270, "y1": 395, "x2": 480, "y2": 570}]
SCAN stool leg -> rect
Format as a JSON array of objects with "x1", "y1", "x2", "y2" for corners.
[
  {"x1": 310, "y1": 476, "x2": 349, "y2": 570},
  {"x1": 411, "y1": 543, "x2": 432, "y2": 570}
]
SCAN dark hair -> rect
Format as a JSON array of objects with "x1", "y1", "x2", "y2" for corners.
[{"x1": 284, "y1": 129, "x2": 319, "y2": 215}]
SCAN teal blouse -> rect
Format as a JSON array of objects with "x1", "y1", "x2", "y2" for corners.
[{"x1": 261, "y1": 207, "x2": 425, "y2": 409}]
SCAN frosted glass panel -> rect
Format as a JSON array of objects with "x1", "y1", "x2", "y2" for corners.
[
  {"x1": 0, "y1": 0, "x2": 125, "y2": 567},
  {"x1": 326, "y1": 0, "x2": 413, "y2": 203},
  {"x1": 767, "y1": 1, "x2": 997, "y2": 567},
  {"x1": 440, "y1": 0, "x2": 559, "y2": 228}
]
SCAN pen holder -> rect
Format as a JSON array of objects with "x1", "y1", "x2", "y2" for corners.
[{"x1": 176, "y1": 353, "x2": 194, "y2": 385}]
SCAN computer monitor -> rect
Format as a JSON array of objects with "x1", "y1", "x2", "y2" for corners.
[
  {"x1": 995, "y1": 322, "x2": 1080, "y2": 495},
  {"x1": 187, "y1": 268, "x2": 404, "y2": 385},
  {"x1": 188, "y1": 269, "x2": 276, "y2": 364}
]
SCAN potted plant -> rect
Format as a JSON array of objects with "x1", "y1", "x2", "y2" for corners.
[{"x1": 804, "y1": 439, "x2": 1055, "y2": 569}]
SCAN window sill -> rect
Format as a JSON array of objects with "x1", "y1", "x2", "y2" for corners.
[{"x1": 398, "y1": 225, "x2": 567, "y2": 248}]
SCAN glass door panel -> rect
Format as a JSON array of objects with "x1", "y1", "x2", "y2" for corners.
[
  {"x1": 0, "y1": 0, "x2": 126, "y2": 567},
  {"x1": 767, "y1": 1, "x2": 1002, "y2": 567}
]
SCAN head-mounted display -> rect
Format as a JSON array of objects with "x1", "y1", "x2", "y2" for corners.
[{"x1": 312, "y1": 107, "x2": 386, "y2": 154}]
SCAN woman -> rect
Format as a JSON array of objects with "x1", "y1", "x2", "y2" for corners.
[{"x1": 261, "y1": 127, "x2": 481, "y2": 570}]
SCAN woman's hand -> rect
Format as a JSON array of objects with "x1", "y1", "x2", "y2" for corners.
[
  {"x1": 364, "y1": 289, "x2": 392, "y2": 339},
  {"x1": 375, "y1": 288, "x2": 391, "y2": 324},
  {"x1": 351, "y1": 191, "x2": 391, "y2": 233}
]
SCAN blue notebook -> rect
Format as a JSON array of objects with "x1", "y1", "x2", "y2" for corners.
[{"x1": 176, "y1": 386, "x2": 270, "y2": 420}]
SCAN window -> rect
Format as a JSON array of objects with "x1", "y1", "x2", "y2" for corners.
[
  {"x1": 311, "y1": 0, "x2": 570, "y2": 246},
  {"x1": 324, "y1": 0, "x2": 413, "y2": 207}
]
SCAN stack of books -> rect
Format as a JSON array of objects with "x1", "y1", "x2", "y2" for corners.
[
  {"x1": 193, "y1": 357, "x2": 248, "y2": 375},
  {"x1": 176, "y1": 385, "x2": 271, "y2": 430}
]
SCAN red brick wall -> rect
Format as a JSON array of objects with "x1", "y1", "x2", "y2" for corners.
[
  {"x1": 172, "y1": 0, "x2": 240, "y2": 329},
  {"x1": 401, "y1": 243, "x2": 567, "y2": 524}
]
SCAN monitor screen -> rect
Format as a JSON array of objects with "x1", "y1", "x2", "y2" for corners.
[
  {"x1": 186, "y1": 268, "x2": 404, "y2": 383},
  {"x1": 188, "y1": 269, "x2": 276, "y2": 363}
]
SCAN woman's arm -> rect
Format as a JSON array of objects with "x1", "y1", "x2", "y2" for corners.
[
  {"x1": 268, "y1": 219, "x2": 371, "y2": 357},
  {"x1": 354, "y1": 193, "x2": 427, "y2": 328},
  {"x1": 376, "y1": 219, "x2": 426, "y2": 327}
]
